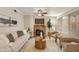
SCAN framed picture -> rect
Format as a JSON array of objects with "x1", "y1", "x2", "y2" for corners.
[
  {"x1": 35, "y1": 18, "x2": 44, "y2": 24},
  {"x1": 0, "y1": 15, "x2": 17, "y2": 27}
]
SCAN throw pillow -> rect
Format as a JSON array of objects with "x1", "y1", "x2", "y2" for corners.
[
  {"x1": 17, "y1": 31, "x2": 24, "y2": 37},
  {"x1": 7, "y1": 33, "x2": 15, "y2": 42},
  {"x1": 23, "y1": 30, "x2": 27, "y2": 35},
  {"x1": 70, "y1": 42, "x2": 77, "y2": 44}
]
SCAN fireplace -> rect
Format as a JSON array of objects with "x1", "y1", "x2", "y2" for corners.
[
  {"x1": 34, "y1": 24, "x2": 46, "y2": 38},
  {"x1": 36, "y1": 29, "x2": 44, "y2": 36},
  {"x1": 34, "y1": 18, "x2": 46, "y2": 38}
]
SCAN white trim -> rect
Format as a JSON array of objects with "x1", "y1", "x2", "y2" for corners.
[
  {"x1": 14, "y1": 7, "x2": 24, "y2": 15},
  {"x1": 57, "y1": 7, "x2": 79, "y2": 18}
]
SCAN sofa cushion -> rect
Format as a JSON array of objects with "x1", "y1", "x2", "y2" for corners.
[
  {"x1": 0, "y1": 34, "x2": 9, "y2": 47},
  {"x1": 17, "y1": 31, "x2": 24, "y2": 37},
  {"x1": 0, "y1": 46, "x2": 11, "y2": 52},
  {"x1": 70, "y1": 42, "x2": 77, "y2": 44},
  {"x1": 7, "y1": 33, "x2": 15, "y2": 42},
  {"x1": 11, "y1": 32, "x2": 18, "y2": 39},
  {"x1": 9, "y1": 36, "x2": 27, "y2": 52}
]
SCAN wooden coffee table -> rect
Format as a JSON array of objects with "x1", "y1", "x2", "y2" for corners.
[{"x1": 35, "y1": 36, "x2": 46, "y2": 49}]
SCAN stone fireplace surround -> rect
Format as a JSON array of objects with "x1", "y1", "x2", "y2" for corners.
[{"x1": 34, "y1": 24, "x2": 46, "y2": 38}]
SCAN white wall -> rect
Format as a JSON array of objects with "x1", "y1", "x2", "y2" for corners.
[
  {"x1": 75, "y1": 14, "x2": 79, "y2": 37},
  {"x1": 24, "y1": 15, "x2": 34, "y2": 31},
  {"x1": 24, "y1": 15, "x2": 30, "y2": 29},
  {"x1": 0, "y1": 7, "x2": 24, "y2": 34},
  {"x1": 61, "y1": 16, "x2": 69, "y2": 34},
  {"x1": 56, "y1": 17, "x2": 62, "y2": 33},
  {"x1": 45, "y1": 16, "x2": 57, "y2": 32}
]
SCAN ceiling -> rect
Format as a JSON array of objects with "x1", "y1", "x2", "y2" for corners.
[{"x1": 16, "y1": 7, "x2": 74, "y2": 16}]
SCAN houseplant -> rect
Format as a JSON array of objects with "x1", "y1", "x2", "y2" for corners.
[
  {"x1": 47, "y1": 19, "x2": 52, "y2": 32},
  {"x1": 27, "y1": 27, "x2": 30, "y2": 32},
  {"x1": 47, "y1": 19, "x2": 52, "y2": 38}
]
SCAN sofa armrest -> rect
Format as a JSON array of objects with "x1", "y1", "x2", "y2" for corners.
[
  {"x1": 9, "y1": 42, "x2": 14, "y2": 46},
  {"x1": 62, "y1": 42, "x2": 79, "y2": 52},
  {"x1": 8, "y1": 42, "x2": 14, "y2": 51}
]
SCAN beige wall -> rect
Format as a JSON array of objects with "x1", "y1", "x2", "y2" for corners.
[{"x1": 0, "y1": 7, "x2": 24, "y2": 34}]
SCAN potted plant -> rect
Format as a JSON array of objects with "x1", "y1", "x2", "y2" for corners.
[
  {"x1": 47, "y1": 19, "x2": 52, "y2": 32},
  {"x1": 27, "y1": 27, "x2": 30, "y2": 32},
  {"x1": 47, "y1": 19, "x2": 52, "y2": 38}
]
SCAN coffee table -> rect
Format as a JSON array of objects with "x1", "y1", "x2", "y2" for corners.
[{"x1": 35, "y1": 36, "x2": 46, "y2": 49}]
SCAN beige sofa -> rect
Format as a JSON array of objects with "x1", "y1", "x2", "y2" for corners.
[
  {"x1": 0, "y1": 30, "x2": 30, "y2": 52},
  {"x1": 59, "y1": 37, "x2": 79, "y2": 52}
]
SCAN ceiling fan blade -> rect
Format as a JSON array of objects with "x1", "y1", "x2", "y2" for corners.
[{"x1": 42, "y1": 12, "x2": 48, "y2": 14}]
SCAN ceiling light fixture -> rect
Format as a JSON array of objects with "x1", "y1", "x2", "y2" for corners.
[
  {"x1": 37, "y1": 9, "x2": 43, "y2": 16},
  {"x1": 36, "y1": 9, "x2": 47, "y2": 17}
]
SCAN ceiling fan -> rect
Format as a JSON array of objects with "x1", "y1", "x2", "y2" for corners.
[{"x1": 34, "y1": 9, "x2": 48, "y2": 16}]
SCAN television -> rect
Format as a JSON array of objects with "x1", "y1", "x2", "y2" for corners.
[{"x1": 35, "y1": 18, "x2": 44, "y2": 24}]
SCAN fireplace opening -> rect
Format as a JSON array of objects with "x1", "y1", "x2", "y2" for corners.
[
  {"x1": 35, "y1": 29, "x2": 44, "y2": 37},
  {"x1": 34, "y1": 24, "x2": 46, "y2": 39}
]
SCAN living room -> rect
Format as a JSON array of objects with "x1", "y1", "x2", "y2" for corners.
[{"x1": 0, "y1": 7, "x2": 79, "y2": 52}]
